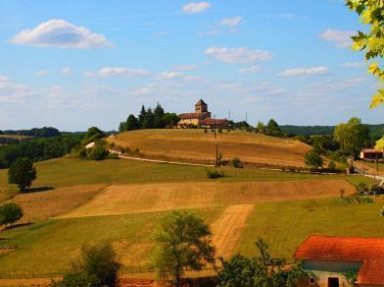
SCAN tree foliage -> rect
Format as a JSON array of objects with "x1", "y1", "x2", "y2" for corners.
[
  {"x1": 346, "y1": 0, "x2": 384, "y2": 108},
  {"x1": 304, "y1": 150, "x2": 324, "y2": 169},
  {"x1": 333, "y1": 117, "x2": 370, "y2": 156},
  {"x1": 8, "y1": 157, "x2": 37, "y2": 191},
  {"x1": 152, "y1": 211, "x2": 215, "y2": 287},
  {"x1": 56, "y1": 243, "x2": 120, "y2": 287},
  {"x1": 82, "y1": 127, "x2": 105, "y2": 145},
  {"x1": 0, "y1": 203, "x2": 23, "y2": 227},
  {"x1": 218, "y1": 238, "x2": 306, "y2": 287}
]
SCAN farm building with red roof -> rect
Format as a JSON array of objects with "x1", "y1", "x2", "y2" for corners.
[{"x1": 294, "y1": 235, "x2": 384, "y2": 287}]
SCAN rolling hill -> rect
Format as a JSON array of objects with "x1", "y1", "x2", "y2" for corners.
[{"x1": 107, "y1": 129, "x2": 311, "y2": 167}]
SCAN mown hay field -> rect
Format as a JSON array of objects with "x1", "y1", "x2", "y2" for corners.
[
  {"x1": 108, "y1": 129, "x2": 311, "y2": 167},
  {"x1": 61, "y1": 180, "x2": 356, "y2": 218}
]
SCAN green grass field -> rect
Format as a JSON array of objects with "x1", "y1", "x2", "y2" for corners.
[{"x1": 0, "y1": 157, "x2": 380, "y2": 279}]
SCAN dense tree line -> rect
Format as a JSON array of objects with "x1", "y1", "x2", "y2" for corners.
[
  {"x1": 1, "y1": 127, "x2": 61, "y2": 138},
  {"x1": 119, "y1": 103, "x2": 179, "y2": 132},
  {"x1": 0, "y1": 134, "x2": 82, "y2": 168}
]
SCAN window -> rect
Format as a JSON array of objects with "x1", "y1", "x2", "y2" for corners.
[{"x1": 309, "y1": 277, "x2": 315, "y2": 284}]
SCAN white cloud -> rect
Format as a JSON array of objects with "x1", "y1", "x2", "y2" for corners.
[
  {"x1": 98, "y1": 67, "x2": 151, "y2": 78},
  {"x1": 320, "y1": 29, "x2": 354, "y2": 48},
  {"x1": 204, "y1": 47, "x2": 272, "y2": 64},
  {"x1": 0, "y1": 75, "x2": 35, "y2": 103},
  {"x1": 239, "y1": 66, "x2": 261, "y2": 74},
  {"x1": 61, "y1": 67, "x2": 71, "y2": 75},
  {"x1": 173, "y1": 65, "x2": 198, "y2": 71},
  {"x1": 280, "y1": 66, "x2": 329, "y2": 77},
  {"x1": 160, "y1": 71, "x2": 185, "y2": 79},
  {"x1": 34, "y1": 70, "x2": 47, "y2": 77},
  {"x1": 10, "y1": 19, "x2": 113, "y2": 49},
  {"x1": 340, "y1": 61, "x2": 366, "y2": 69},
  {"x1": 221, "y1": 16, "x2": 243, "y2": 28},
  {"x1": 183, "y1": 2, "x2": 211, "y2": 14}
]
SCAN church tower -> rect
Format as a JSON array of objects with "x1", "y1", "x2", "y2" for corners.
[{"x1": 195, "y1": 99, "x2": 208, "y2": 115}]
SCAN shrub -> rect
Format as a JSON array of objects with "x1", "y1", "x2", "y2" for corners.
[
  {"x1": 0, "y1": 203, "x2": 23, "y2": 228},
  {"x1": 232, "y1": 157, "x2": 243, "y2": 168},
  {"x1": 304, "y1": 150, "x2": 323, "y2": 169},
  {"x1": 206, "y1": 169, "x2": 224, "y2": 179},
  {"x1": 328, "y1": 161, "x2": 336, "y2": 172},
  {"x1": 56, "y1": 243, "x2": 120, "y2": 287}
]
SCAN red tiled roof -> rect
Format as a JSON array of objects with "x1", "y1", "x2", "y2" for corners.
[
  {"x1": 358, "y1": 260, "x2": 384, "y2": 285},
  {"x1": 178, "y1": 112, "x2": 209, "y2": 119},
  {"x1": 199, "y1": 118, "x2": 228, "y2": 125},
  {"x1": 294, "y1": 236, "x2": 384, "y2": 285},
  {"x1": 361, "y1": 149, "x2": 382, "y2": 153}
]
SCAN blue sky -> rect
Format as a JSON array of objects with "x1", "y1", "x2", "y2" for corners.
[{"x1": 0, "y1": 0, "x2": 382, "y2": 131}]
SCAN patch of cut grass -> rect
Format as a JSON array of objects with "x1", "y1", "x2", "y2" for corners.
[{"x1": 237, "y1": 197, "x2": 384, "y2": 261}]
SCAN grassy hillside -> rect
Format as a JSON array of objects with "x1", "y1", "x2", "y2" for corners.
[
  {"x1": 0, "y1": 157, "x2": 381, "y2": 279},
  {"x1": 108, "y1": 129, "x2": 311, "y2": 167}
]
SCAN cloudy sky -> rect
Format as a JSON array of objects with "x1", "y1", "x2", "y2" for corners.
[{"x1": 0, "y1": 0, "x2": 382, "y2": 131}]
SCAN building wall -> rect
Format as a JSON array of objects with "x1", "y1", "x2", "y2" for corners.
[
  {"x1": 177, "y1": 118, "x2": 199, "y2": 127},
  {"x1": 298, "y1": 261, "x2": 361, "y2": 287}
]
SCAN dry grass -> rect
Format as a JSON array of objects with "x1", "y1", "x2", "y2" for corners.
[
  {"x1": 107, "y1": 129, "x2": 311, "y2": 167},
  {"x1": 211, "y1": 204, "x2": 254, "y2": 259},
  {"x1": 60, "y1": 180, "x2": 355, "y2": 218},
  {"x1": 11, "y1": 185, "x2": 106, "y2": 222}
]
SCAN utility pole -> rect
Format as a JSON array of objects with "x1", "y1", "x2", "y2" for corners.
[{"x1": 245, "y1": 112, "x2": 248, "y2": 124}]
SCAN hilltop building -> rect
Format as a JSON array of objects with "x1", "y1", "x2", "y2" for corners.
[
  {"x1": 177, "y1": 99, "x2": 229, "y2": 129},
  {"x1": 294, "y1": 235, "x2": 384, "y2": 287}
]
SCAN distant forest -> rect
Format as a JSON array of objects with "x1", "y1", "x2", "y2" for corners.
[{"x1": 281, "y1": 124, "x2": 384, "y2": 139}]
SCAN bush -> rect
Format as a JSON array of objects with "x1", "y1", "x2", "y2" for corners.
[
  {"x1": 206, "y1": 169, "x2": 224, "y2": 179},
  {"x1": 232, "y1": 157, "x2": 243, "y2": 168},
  {"x1": 56, "y1": 243, "x2": 120, "y2": 287},
  {"x1": 328, "y1": 161, "x2": 336, "y2": 172},
  {"x1": 0, "y1": 203, "x2": 23, "y2": 228},
  {"x1": 304, "y1": 150, "x2": 323, "y2": 169}
]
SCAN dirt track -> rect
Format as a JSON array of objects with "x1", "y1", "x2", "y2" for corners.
[{"x1": 211, "y1": 204, "x2": 254, "y2": 259}]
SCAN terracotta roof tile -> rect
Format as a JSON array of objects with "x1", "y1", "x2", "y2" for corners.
[{"x1": 294, "y1": 236, "x2": 384, "y2": 285}]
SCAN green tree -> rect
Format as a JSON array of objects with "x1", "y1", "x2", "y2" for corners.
[
  {"x1": 154, "y1": 103, "x2": 165, "y2": 128},
  {"x1": 82, "y1": 127, "x2": 105, "y2": 145},
  {"x1": 346, "y1": 0, "x2": 384, "y2": 108},
  {"x1": 152, "y1": 211, "x2": 215, "y2": 287},
  {"x1": 142, "y1": 108, "x2": 155, "y2": 129},
  {"x1": 304, "y1": 150, "x2": 324, "y2": 169},
  {"x1": 266, "y1": 119, "x2": 283, "y2": 137},
  {"x1": 57, "y1": 243, "x2": 120, "y2": 287},
  {"x1": 125, "y1": 114, "x2": 139, "y2": 131},
  {"x1": 218, "y1": 238, "x2": 306, "y2": 287},
  {"x1": 334, "y1": 117, "x2": 370, "y2": 157},
  {"x1": 256, "y1": 121, "x2": 265, "y2": 133},
  {"x1": 8, "y1": 157, "x2": 37, "y2": 191},
  {"x1": 162, "y1": 113, "x2": 179, "y2": 128},
  {"x1": 138, "y1": 105, "x2": 147, "y2": 128},
  {"x1": 0, "y1": 203, "x2": 23, "y2": 228},
  {"x1": 89, "y1": 141, "x2": 109, "y2": 161}
]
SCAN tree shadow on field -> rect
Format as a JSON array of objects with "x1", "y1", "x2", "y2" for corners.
[
  {"x1": 23, "y1": 186, "x2": 54, "y2": 193},
  {"x1": 1, "y1": 222, "x2": 32, "y2": 232}
]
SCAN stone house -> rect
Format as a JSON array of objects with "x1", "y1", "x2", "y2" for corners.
[{"x1": 177, "y1": 99, "x2": 228, "y2": 129}]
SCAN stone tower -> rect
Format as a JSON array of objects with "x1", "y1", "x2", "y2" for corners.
[{"x1": 195, "y1": 99, "x2": 208, "y2": 115}]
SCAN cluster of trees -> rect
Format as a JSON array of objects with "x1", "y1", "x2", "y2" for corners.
[
  {"x1": 1, "y1": 127, "x2": 61, "y2": 138},
  {"x1": 119, "y1": 104, "x2": 179, "y2": 132},
  {"x1": 0, "y1": 134, "x2": 82, "y2": 168},
  {"x1": 0, "y1": 203, "x2": 23, "y2": 228},
  {"x1": 256, "y1": 119, "x2": 286, "y2": 137},
  {"x1": 152, "y1": 211, "x2": 306, "y2": 287}
]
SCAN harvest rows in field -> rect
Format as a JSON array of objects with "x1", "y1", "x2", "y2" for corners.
[
  {"x1": 108, "y1": 129, "x2": 311, "y2": 167},
  {"x1": 60, "y1": 180, "x2": 355, "y2": 218}
]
